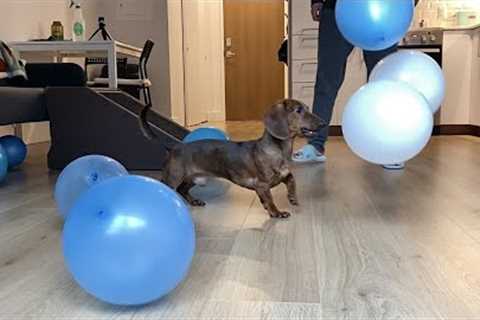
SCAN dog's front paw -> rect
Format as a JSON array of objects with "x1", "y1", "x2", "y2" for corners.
[
  {"x1": 288, "y1": 196, "x2": 299, "y2": 206},
  {"x1": 190, "y1": 199, "x2": 206, "y2": 207},
  {"x1": 270, "y1": 211, "x2": 291, "y2": 219}
]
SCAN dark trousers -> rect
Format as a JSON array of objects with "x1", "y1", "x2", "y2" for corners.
[{"x1": 309, "y1": 9, "x2": 398, "y2": 151}]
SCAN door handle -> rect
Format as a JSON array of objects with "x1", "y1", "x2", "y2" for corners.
[{"x1": 225, "y1": 50, "x2": 236, "y2": 59}]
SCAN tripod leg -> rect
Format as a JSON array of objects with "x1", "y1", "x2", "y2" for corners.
[{"x1": 89, "y1": 28, "x2": 101, "y2": 41}]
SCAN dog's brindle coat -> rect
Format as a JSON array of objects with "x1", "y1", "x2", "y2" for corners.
[{"x1": 140, "y1": 99, "x2": 325, "y2": 218}]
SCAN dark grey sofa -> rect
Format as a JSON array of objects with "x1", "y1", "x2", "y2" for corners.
[{"x1": 0, "y1": 63, "x2": 187, "y2": 170}]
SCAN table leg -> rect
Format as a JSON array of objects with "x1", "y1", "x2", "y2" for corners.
[{"x1": 108, "y1": 47, "x2": 118, "y2": 89}]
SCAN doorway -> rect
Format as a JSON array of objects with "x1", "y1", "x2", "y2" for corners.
[{"x1": 223, "y1": 0, "x2": 285, "y2": 121}]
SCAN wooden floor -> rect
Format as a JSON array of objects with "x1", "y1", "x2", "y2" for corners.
[{"x1": 2, "y1": 123, "x2": 480, "y2": 319}]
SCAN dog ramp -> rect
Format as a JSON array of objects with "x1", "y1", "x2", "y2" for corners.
[{"x1": 46, "y1": 87, "x2": 189, "y2": 170}]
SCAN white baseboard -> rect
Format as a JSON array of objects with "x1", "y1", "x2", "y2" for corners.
[
  {"x1": 207, "y1": 111, "x2": 226, "y2": 122},
  {"x1": 22, "y1": 122, "x2": 51, "y2": 144},
  {"x1": 0, "y1": 126, "x2": 13, "y2": 137},
  {"x1": 171, "y1": 116, "x2": 185, "y2": 126},
  {"x1": 0, "y1": 123, "x2": 50, "y2": 145}
]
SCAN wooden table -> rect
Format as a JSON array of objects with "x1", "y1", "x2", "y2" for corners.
[{"x1": 8, "y1": 40, "x2": 143, "y2": 89}]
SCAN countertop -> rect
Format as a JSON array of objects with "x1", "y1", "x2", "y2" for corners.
[
  {"x1": 411, "y1": 24, "x2": 480, "y2": 32},
  {"x1": 443, "y1": 23, "x2": 480, "y2": 31}
]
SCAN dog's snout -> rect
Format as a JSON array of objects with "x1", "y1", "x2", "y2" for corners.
[{"x1": 304, "y1": 110, "x2": 326, "y2": 130}]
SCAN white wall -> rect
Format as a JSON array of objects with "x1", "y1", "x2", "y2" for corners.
[{"x1": 91, "y1": 0, "x2": 171, "y2": 117}]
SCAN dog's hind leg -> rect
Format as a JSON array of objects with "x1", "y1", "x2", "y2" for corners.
[
  {"x1": 282, "y1": 173, "x2": 299, "y2": 206},
  {"x1": 177, "y1": 180, "x2": 206, "y2": 207}
]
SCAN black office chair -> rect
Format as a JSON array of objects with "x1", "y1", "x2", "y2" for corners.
[{"x1": 92, "y1": 40, "x2": 155, "y2": 106}]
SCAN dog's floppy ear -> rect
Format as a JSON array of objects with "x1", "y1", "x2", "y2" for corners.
[{"x1": 264, "y1": 102, "x2": 290, "y2": 140}]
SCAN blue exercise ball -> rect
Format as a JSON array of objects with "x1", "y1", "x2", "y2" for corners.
[
  {"x1": 54, "y1": 155, "x2": 128, "y2": 219},
  {"x1": 370, "y1": 50, "x2": 445, "y2": 113},
  {"x1": 0, "y1": 135, "x2": 27, "y2": 169},
  {"x1": 63, "y1": 175, "x2": 195, "y2": 306},
  {"x1": 342, "y1": 80, "x2": 433, "y2": 165},
  {"x1": 335, "y1": 0, "x2": 414, "y2": 51},
  {"x1": 183, "y1": 127, "x2": 229, "y2": 143},
  {"x1": 0, "y1": 145, "x2": 8, "y2": 183}
]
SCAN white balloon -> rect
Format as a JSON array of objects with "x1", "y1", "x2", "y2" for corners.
[
  {"x1": 370, "y1": 50, "x2": 445, "y2": 113},
  {"x1": 342, "y1": 81, "x2": 433, "y2": 165}
]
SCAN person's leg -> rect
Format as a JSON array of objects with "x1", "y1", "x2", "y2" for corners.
[
  {"x1": 363, "y1": 44, "x2": 397, "y2": 79},
  {"x1": 308, "y1": 8, "x2": 353, "y2": 153}
]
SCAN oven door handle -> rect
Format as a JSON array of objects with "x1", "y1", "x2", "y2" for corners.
[{"x1": 409, "y1": 48, "x2": 442, "y2": 53}]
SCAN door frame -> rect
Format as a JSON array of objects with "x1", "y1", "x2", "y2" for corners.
[{"x1": 166, "y1": 0, "x2": 226, "y2": 127}]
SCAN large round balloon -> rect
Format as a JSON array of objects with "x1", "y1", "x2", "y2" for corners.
[
  {"x1": 54, "y1": 155, "x2": 128, "y2": 219},
  {"x1": 335, "y1": 0, "x2": 414, "y2": 51},
  {"x1": 370, "y1": 50, "x2": 445, "y2": 113},
  {"x1": 0, "y1": 145, "x2": 8, "y2": 183},
  {"x1": 0, "y1": 135, "x2": 27, "y2": 169},
  {"x1": 342, "y1": 80, "x2": 433, "y2": 165},
  {"x1": 189, "y1": 177, "x2": 231, "y2": 201},
  {"x1": 63, "y1": 175, "x2": 195, "y2": 306},
  {"x1": 184, "y1": 127, "x2": 229, "y2": 143}
]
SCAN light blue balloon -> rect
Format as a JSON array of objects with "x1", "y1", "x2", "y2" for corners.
[
  {"x1": 0, "y1": 145, "x2": 8, "y2": 183},
  {"x1": 63, "y1": 175, "x2": 195, "y2": 306},
  {"x1": 342, "y1": 80, "x2": 433, "y2": 165},
  {"x1": 184, "y1": 127, "x2": 229, "y2": 143},
  {"x1": 189, "y1": 177, "x2": 231, "y2": 201},
  {"x1": 335, "y1": 0, "x2": 414, "y2": 51},
  {"x1": 54, "y1": 155, "x2": 128, "y2": 219},
  {"x1": 370, "y1": 50, "x2": 445, "y2": 113}
]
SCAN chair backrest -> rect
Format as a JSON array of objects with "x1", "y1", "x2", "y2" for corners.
[
  {"x1": 85, "y1": 57, "x2": 128, "y2": 79},
  {"x1": 139, "y1": 40, "x2": 154, "y2": 79},
  {"x1": 140, "y1": 40, "x2": 155, "y2": 65}
]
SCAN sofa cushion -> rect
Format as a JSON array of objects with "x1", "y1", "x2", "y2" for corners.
[{"x1": 0, "y1": 87, "x2": 48, "y2": 125}]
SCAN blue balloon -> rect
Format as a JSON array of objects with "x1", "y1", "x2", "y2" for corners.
[
  {"x1": 189, "y1": 177, "x2": 231, "y2": 201},
  {"x1": 0, "y1": 135, "x2": 27, "y2": 169},
  {"x1": 0, "y1": 145, "x2": 8, "y2": 183},
  {"x1": 54, "y1": 155, "x2": 128, "y2": 219},
  {"x1": 335, "y1": 0, "x2": 414, "y2": 51},
  {"x1": 63, "y1": 175, "x2": 195, "y2": 306},
  {"x1": 183, "y1": 127, "x2": 229, "y2": 143}
]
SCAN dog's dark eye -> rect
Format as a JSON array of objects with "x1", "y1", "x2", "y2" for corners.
[{"x1": 296, "y1": 107, "x2": 303, "y2": 114}]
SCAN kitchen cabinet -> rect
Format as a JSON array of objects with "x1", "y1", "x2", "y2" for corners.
[
  {"x1": 289, "y1": 1, "x2": 480, "y2": 129},
  {"x1": 289, "y1": 1, "x2": 366, "y2": 126},
  {"x1": 470, "y1": 29, "x2": 480, "y2": 126},
  {"x1": 441, "y1": 31, "x2": 473, "y2": 124}
]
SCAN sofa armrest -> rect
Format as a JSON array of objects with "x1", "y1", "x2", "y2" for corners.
[{"x1": 0, "y1": 87, "x2": 48, "y2": 125}]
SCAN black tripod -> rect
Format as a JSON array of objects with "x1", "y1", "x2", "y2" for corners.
[{"x1": 89, "y1": 17, "x2": 113, "y2": 41}]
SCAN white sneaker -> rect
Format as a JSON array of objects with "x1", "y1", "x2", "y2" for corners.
[
  {"x1": 382, "y1": 163, "x2": 405, "y2": 170},
  {"x1": 292, "y1": 144, "x2": 327, "y2": 163}
]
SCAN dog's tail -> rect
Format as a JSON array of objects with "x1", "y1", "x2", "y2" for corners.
[{"x1": 139, "y1": 103, "x2": 158, "y2": 140}]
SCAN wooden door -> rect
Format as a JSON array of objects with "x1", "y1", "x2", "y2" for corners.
[{"x1": 224, "y1": 0, "x2": 285, "y2": 121}]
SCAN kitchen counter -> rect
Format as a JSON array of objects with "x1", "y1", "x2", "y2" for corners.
[
  {"x1": 411, "y1": 24, "x2": 480, "y2": 32},
  {"x1": 443, "y1": 23, "x2": 480, "y2": 31}
]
